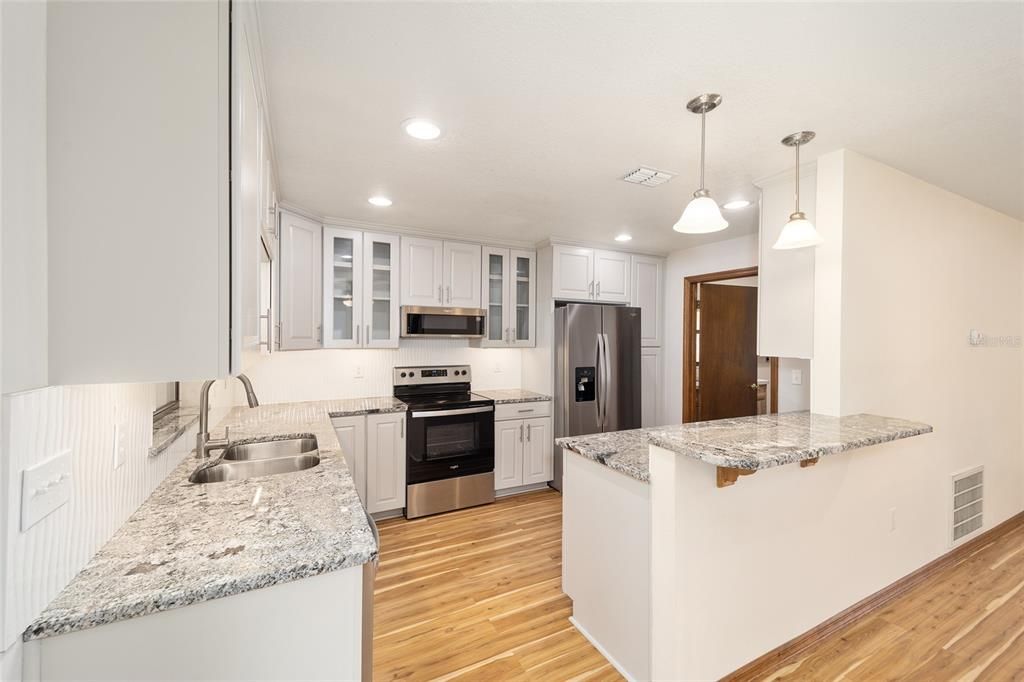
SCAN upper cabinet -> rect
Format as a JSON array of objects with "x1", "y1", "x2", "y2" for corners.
[
  {"x1": 322, "y1": 228, "x2": 400, "y2": 348},
  {"x1": 400, "y1": 237, "x2": 481, "y2": 308},
  {"x1": 280, "y1": 211, "x2": 323, "y2": 350},
  {"x1": 756, "y1": 168, "x2": 816, "y2": 359},
  {"x1": 46, "y1": 0, "x2": 236, "y2": 383},
  {"x1": 552, "y1": 245, "x2": 631, "y2": 303},
  {"x1": 631, "y1": 255, "x2": 664, "y2": 347},
  {"x1": 478, "y1": 248, "x2": 536, "y2": 347}
]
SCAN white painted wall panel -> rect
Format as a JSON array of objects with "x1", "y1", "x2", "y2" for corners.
[{"x1": 1, "y1": 384, "x2": 193, "y2": 652}]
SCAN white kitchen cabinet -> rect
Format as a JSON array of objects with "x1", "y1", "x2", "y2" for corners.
[
  {"x1": 641, "y1": 347, "x2": 662, "y2": 427},
  {"x1": 401, "y1": 237, "x2": 444, "y2": 306},
  {"x1": 594, "y1": 250, "x2": 631, "y2": 303},
  {"x1": 280, "y1": 210, "x2": 323, "y2": 350},
  {"x1": 552, "y1": 245, "x2": 596, "y2": 301},
  {"x1": 331, "y1": 416, "x2": 367, "y2": 503},
  {"x1": 46, "y1": 0, "x2": 237, "y2": 382},
  {"x1": 631, "y1": 255, "x2": 664, "y2": 347},
  {"x1": 443, "y1": 241, "x2": 482, "y2": 308},
  {"x1": 495, "y1": 420, "x2": 525, "y2": 490},
  {"x1": 362, "y1": 233, "x2": 401, "y2": 348},
  {"x1": 322, "y1": 228, "x2": 363, "y2": 348},
  {"x1": 551, "y1": 245, "x2": 631, "y2": 303},
  {"x1": 756, "y1": 168, "x2": 816, "y2": 359},
  {"x1": 365, "y1": 413, "x2": 407, "y2": 514},
  {"x1": 479, "y1": 248, "x2": 536, "y2": 347},
  {"x1": 495, "y1": 413, "x2": 553, "y2": 490},
  {"x1": 522, "y1": 417, "x2": 552, "y2": 485}
]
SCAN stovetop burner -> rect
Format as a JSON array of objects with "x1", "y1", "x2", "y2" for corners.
[{"x1": 393, "y1": 365, "x2": 494, "y2": 410}]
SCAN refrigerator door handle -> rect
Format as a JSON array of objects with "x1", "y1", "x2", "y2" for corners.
[
  {"x1": 599, "y1": 333, "x2": 611, "y2": 431},
  {"x1": 595, "y1": 333, "x2": 604, "y2": 430}
]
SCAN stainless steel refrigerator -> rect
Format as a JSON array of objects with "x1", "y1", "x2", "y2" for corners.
[{"x1": 551, "y1": 304, "x2": 642, "y2": 491}]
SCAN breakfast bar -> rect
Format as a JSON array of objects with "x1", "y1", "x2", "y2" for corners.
[{"x1": 556, "y1": 411, "x2": 932, "y2": 680}]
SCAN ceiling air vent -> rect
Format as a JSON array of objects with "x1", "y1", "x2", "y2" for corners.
[
  {"x1": 622, "y1": 167, "x2": 674, "y2": 187},
  {"x1": 952, "y1": 466, "x2": 983, "y2": 544}
]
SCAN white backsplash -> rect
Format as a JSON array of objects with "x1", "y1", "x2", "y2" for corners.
[
  {"x1": 243, "y1": 340, "x2": 525, "y2": 404},
  {"x1": 0, "y1": 383, "x2": 195, "y2": 651}
]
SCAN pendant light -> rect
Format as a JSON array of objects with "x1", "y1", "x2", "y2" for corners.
[
  {"x1": 673, "y1": 94, "x2": 728, "y2": 234},
  {"x1": 773, "y1": 131, "x2": 824, "y2": 249}
]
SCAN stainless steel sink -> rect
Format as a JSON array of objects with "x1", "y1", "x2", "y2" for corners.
[
  {"x1": 189, "y1": 452, "x2": 321, "y2": 484},
  {"x1": 221, "y1": 436, "x2": 318, "y2": 461}
]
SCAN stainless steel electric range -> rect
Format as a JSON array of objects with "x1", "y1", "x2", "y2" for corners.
[{"x1": 394, "y1": 365, "x2": 495, "y2": 519}]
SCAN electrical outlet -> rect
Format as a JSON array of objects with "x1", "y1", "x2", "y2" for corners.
[
  {"x1": 354, "y1": 365, "x2": 364, "y2": 379},
  {"x1": 494, "y1": 363, "x2": 503, "y2": 374},
  {"x1": 21, "y1": 450, "x2": 73, "y2": 531},
  {"x1": 791, "y1": 369, "x2": 803, "y2": 385}
]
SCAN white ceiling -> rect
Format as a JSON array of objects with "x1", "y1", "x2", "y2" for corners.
[{"x1": 258, "y1": 2, "x2": 1023, "y2": 255}]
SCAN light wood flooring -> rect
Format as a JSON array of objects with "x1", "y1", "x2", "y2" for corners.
[
  {"x1": 756, "y1": 517, "x2": 1024, "y2": 682},
  {"x1": 373, "y1": 489, "x2": 623, "y2": 681}
]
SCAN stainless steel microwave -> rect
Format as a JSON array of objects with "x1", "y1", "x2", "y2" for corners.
[{"x1": 400, "y1": 306, "x2": 486, "y2": 338}]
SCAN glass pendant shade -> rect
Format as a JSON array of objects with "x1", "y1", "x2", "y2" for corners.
[
  {"x1": 674, "y1": 193, "x2": 729, "y2": 234},
  {"x1": 773, "y1": 212, "x2": 824, "y2": 249}
]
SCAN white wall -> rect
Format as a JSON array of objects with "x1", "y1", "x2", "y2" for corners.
[
  {"x1": 777, "y1": 357, "x2": 811, "y2": 412},
  {"x1": 662, "y1": 234, "x2": 759, "y2": 423},
  {"x1": 0, "y1": 384, "x2": 194, "y2": 673},
  {"x1": 242, "y1": 341, "x2": 524, "y2": 404},
  {"x1": 1, "y1": 0, "x2": 47, "y2": 394}
]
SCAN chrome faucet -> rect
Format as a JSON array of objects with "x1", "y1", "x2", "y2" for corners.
[{"x1": 196, "y1": 374, "x2": 260, "y2": 459}]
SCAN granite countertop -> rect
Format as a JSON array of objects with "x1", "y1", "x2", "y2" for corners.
[
  {"x1": 556, "y1": 412, "x2": 933, "y2": 483},
  {"x1": 25, "y1": 399, "x2": 384, "y2": 642},
  {"x1": 324, "y1": 395, "x2": 407, "y2": 417},
  {"x1": 472, "y1": 389, "x2": 552, "y2": 404},
  {"x1": 149, "y1": 406, "x2": 200, "y2": 457}
]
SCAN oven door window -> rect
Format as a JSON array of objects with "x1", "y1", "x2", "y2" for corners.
[{"x1": 423, "y1": 416, "x2": 479, "y2": 461}]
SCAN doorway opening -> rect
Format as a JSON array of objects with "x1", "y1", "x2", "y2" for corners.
[{"x1": 682, "y1": 266, "x2": 779, "y2": 423}]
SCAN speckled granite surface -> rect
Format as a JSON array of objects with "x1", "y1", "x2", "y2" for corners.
[
  {"x1": 324, "y1": 395, "x2": 407, "y2": 416},
  {"x1": 25, "y1": 400, "x2": 381, "y2": 642},
  {"x1": 556, "y1": 412, "x2": 932, "y2": 483},
  {"x1": 149, "y1": 407, "x2": 200, "y2": 457},
  {"x1": 472, "y1": 389, "x2": 551, "y2": 404}
]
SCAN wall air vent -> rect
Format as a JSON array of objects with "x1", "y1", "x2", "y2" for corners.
[
  {"x1": 952, "y1": 466, "x2": 984, "y2": 544},
  {"x1": 622, "y1": 167, "x2": 674, "y2": 187}
]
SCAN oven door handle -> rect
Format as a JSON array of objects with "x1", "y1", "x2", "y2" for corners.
[{"x1": 410, "y1": 406, "x2": 495, "y2": 419}]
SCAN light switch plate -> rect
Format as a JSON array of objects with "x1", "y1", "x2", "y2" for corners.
[
  {"x1": 791, "y1": 369, "x2": 803, "y2": 385},
  {"x1": 21, "y1": 449, "x2": 73, "y2": 531}
]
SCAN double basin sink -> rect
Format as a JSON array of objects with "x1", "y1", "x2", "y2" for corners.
[{"x1": 189, "y1": 436, "x2": 321, "y2": 484}]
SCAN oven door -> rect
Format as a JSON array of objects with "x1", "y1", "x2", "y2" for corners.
[{"x1": 406, "y1": 405, "x2": 494, "y2": 484}]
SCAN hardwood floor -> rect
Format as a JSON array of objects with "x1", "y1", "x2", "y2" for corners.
[
  {"x1": 755, "y1": 518, "x2": 1024, "y2": 682},
  {"x1": 373, "y1": 489, "x2": 623, "y2": 681}
]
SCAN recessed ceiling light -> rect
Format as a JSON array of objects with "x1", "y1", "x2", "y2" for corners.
[
  {"x1": 615, "y1": 233, "x2": 633, "y2": 242},
  {"x1": 403, "y1": 118, "x2": 441, "y2": 140},
  {"x1": 722, "y1": 199, "x2": 751, "y2": 210},
  {"x1": 368, "y1": 196, "x2": 392, "y2": 207}
]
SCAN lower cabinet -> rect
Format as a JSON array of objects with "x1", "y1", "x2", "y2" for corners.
[
  {"x1": 332, "y1": 412, "x2": 406, "y2": 514},
  {"x1": 494, "y1": 413, "x2": 552, "y2": 491}
]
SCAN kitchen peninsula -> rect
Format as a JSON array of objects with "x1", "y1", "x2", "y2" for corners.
[{"x1": 557, "y1": 411, "x2": 932, "y2": 681}]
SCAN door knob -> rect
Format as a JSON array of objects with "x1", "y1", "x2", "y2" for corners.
[{"x1": 750, "y1": 384, "x2": 759, "y2": 390}]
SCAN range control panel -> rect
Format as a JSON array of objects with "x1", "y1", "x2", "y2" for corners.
[
  {"x1": 394, "y1": 365, "x2": 472, "y2": 385},
  {"x1": 574, "y1": 366, "x2": 596, "y2": 402}
]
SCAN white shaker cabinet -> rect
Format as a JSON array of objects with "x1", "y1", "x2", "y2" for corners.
[
  {"x1": 443, "y1": 241, "x2": 482, "y2": 308},
  {"x1": 322, "y1": 228, "x2": 363, "y2": 348},
  {"x1": 400, "y1": 237, "x2": 445, "y2": 306},
  {"x1": 551, "y1": 245, "x2": 631, "y2": 303},
  {"x1": 280, "y1": 210, "x2": 323, "y2": 350},
  {"x1": 495, "y1": 410, "x2": 553, "y2": 491},
  {"x1": 631, "y1": 255, "x2": 664, "y2": 347},
  {"x1": 479, "y1": 248, "x2": 536, "y2": 347},
  {"x1": 593, "y1": 250, "x2": 631, "y2": 303},
  {"x1": 365, "y1": 413, "x2": 407, "y2": 514},
  {"x1": 640, "y1": 347, "x2": 662, "y2": 427},
  {"x1": 331, "y1": 415, "x2": 367, "y2": 503},
  {"x1": 362, "y1": 233, "x2": 401, "y2": 348},
  {"x1": 522, "y1": 417, "x2": 553, "y2": 485},
  {"x1": 495, "y1": 420, "x2": 525, "y2": 490}
]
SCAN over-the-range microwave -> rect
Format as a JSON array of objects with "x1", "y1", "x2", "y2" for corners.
[{"x1": 400, "y1": 306, "x2": 486, "y2": 338}]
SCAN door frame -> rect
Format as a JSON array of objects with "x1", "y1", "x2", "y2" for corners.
[{"x1": 682, "y1": 266, "x2": 779, "y2": 423}]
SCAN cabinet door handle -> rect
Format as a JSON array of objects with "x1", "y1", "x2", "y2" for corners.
[
  {"x1": 446, "y1": 286, "x2": 451, "y2": 303},
  {"x1": 437, "y1": 285, "x2": 442, "y2": 302},
  {"x1": 356, "y1": 324, "x2": 361, "y2": 345},
  {"x1": 519, "y1": 423, "x2": 524, "y2": 442},
  {"x1": 589, "y1": 281, "x2": 594, "y2": 297},
  {"x1": 527, "y1": 424, "x2": 532, "y2": 442},
  {"x1": 316, "y1": 325, "x2": 322, "y2": 343},
  {"x1": 596, "y1": 281, "x2": 601, "y2": 298}
]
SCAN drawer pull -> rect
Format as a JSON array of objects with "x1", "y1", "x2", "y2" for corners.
[{"x1": 517, "y1": 408, "x2": 534, "y2": 413}]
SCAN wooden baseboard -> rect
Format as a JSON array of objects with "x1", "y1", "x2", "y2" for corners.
[{"x1": 723, "y1": 510, "x2": 1024, "y2": 681}]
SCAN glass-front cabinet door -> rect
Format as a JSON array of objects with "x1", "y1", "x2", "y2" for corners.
[
  {"x1": 322, "y1": 227, "x2": 363, "y2": 348},
  {"x1": 363, "y1": 232, "x2": 400, "y2": 348},
  {"x1": 481, "y1": 247, "x2": 510, "y2": 347},
  {"x1": 510, "y1": 249, "x2": 536, "y2": 347}
]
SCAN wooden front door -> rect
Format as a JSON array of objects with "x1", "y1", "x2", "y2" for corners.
[{"x1": 698, "y1": 283, "x2": 758, "y2": 421}]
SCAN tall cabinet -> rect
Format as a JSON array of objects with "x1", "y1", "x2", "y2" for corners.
[
  {"x1": 479, "y1": 247, "x2": 536, "y2": 347},
  {"x1": 280, "y1": 211, "x2": 323, "y2": 350}
]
